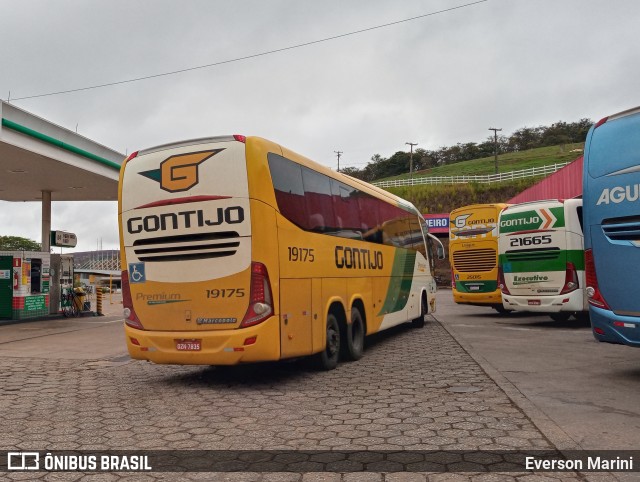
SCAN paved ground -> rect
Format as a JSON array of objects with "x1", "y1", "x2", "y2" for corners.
[
  {"x1": 0, "y1": 292, "x2": 604, "y2": 481},
  {"x1": 433, "y1": 292, "x2": 640, "y2": 482}
]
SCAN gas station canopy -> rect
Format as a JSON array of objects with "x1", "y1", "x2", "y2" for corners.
[
  {"x1": 0, "y1": 101, "x2": 125, "y2": 251},
  {"x1": 0, "y1": 101, "x2": 124, "y2": 202}
]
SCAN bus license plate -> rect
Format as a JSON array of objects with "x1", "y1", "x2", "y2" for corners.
[
  {"x1": 528, "y1": 300, "x2": 541, "y2": 306},
  {"x1": 176, "y1": 339, "x2": 201, "y2": 351}
]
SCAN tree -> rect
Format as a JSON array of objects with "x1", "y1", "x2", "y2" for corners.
[
  {"x1": 0, "y1": 236, "x2": 41, "y2": 251},
  {"x1": 339, "y1": 166, "x2": 365, "y2": 180}
]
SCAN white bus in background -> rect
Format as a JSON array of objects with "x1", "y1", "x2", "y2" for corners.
[{"x1": 497, "y1": 199, "x2": 588, "y2": 322}]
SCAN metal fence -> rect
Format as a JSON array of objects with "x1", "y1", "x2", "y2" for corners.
[{"x1": 372, "y1": 162, "x2": 571, "y2": 188}]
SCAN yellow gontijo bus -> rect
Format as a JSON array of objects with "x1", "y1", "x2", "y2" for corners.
[
  {"x1": 449, "y1": 203, "x2": 509, "y2": 313},
  {"x1": 118, "y1": 135, "x2": 444, "y2": 370}
]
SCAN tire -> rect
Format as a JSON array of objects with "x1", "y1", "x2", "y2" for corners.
[
  {"x1": 343, "y1": 307, "x2": 365, "y2": 361},
  {"x1": 314, "y1": 314, "x2": 341, "y2": 370},
  {"x1": 412, "y1": 293, "x2": 427, "y2": 328},
  {"x1": 494, "y1": 305, "x2": 511, "y2": 315},
  {"x1": 550, "y1": 312, "x2": 571, "y2": 322}
]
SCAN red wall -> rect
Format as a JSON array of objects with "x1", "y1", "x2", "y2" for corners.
[{"x1": 507, "y1": 157, "x2": 583, "y2": 204}]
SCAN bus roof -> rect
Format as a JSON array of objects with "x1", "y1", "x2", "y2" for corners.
[
  {"x1": 138, "y1": 135, "x2": 237, "y2": 156},
  {"x1": 502, "y1": 198, "x2": 582, "y2": 212},
  {"x1": 586, "y1": 107, "x2": 640, "y2": 179},
  {"x1": 450, "y1": 203, "x2": 509, "y2": 214}
]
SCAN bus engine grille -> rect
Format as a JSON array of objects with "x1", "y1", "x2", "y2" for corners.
[
  {"x1": 602, "y1": 216, "x2": 640, "y2": 242},
  {"x1": 452, "y1": 248, "x2": 496, "y2": 272},
  {"x1": 132, "y1": 232, "x2": 241, "y2": 262},
  {"x1": 505, "y1": 248, "x2": 560, "y2": 262}
]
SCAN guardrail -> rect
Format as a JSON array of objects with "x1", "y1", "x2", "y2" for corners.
[{"x1": 372, "y1": 162, "x2": 571, "y2": 188}]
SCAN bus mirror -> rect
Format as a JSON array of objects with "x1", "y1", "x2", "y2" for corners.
[{"x1": 437, "y1": 245, "x2": 445, "y2": 260}]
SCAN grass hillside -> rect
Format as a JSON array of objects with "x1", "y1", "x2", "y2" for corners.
[
  {"x1": 388, "y1": 178, "x2": 540, "y2": 214},
  {"x1": 376, "y1": 142, "x2": 583, "y2": 214},
  {"x1": 381, "y1": 143, "x2": 583, "y2": 181}
]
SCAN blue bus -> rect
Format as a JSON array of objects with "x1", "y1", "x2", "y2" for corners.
[{"x1": 583, "y1": 106, "x2": 640, "y2": 347}]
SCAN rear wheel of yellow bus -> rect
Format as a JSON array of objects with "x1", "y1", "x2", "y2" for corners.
[
  {"x1": 343, "y1": 307, "x2": 365, "y2": 361},
  {"x1": 315, "y1": 314, "x2": 341, "y2": 370},
  {"x1": 412, "y1": 293, "x2": 427, "y2": 328}
]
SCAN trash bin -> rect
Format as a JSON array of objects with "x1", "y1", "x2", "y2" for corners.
[{"x1": 73, "y1": 287, "x2": 87, "y2": 311}]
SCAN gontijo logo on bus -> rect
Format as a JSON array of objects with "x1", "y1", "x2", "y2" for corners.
[
  {"x1": 453, "y1": 214, "x2": 496, "y2": 229},
  {"x1": 499, "y1": 207, "x2": 564, "y2": 233},
  {"x1": 454, "y1": 214, "x2": 471, "y2": 229},
  {"x1": 140, "y1": 149, "x2": 224, "y2": 192}
]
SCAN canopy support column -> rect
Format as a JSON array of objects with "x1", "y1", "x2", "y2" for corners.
[{"x1": 41, "y1": 190, "x2": 51, "y2": 252}]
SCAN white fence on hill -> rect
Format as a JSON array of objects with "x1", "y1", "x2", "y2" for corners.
[{"x1": 372, "y1": 162, "x2": 571, "y2": 188}]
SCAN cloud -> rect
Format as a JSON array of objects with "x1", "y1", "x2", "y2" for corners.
[{"x1": 2, "y1": 0, "x2": 639, "y2": 251}]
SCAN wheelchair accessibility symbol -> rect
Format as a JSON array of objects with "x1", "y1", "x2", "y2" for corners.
[{"x1": 128, "y1": 263, "x2": 146, "y2": 284}]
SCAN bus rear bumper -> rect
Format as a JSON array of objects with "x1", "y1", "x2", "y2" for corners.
[
  {"x1": 453, "y1": 290, "x2": 502, "y2": 306},
  {"x1": 123, "y1": 317, "x2": 281, "y2": 365},
  {"x1": 589, "y1": 305, "x2": 640, "y2": 347},
  {"x1": 502, "y1": 290, "x2": 585, "y2": 313}
]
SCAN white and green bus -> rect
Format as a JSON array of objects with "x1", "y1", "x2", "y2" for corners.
[{"x1": 497, "y1": 199, "x2": 588, "y2": 322}]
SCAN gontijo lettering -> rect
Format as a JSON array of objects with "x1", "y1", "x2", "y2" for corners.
[
  {"x1": 335, "y1": 246, "x2": 383, "y2": 270},
  {"x1": 499, "y1": 216, "x2": 540, "y2": 227},
  {"x1": 126, "y1": 206, "x2": 244, "y2": 234}
]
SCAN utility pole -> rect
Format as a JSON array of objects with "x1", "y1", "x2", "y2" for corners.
[
  {"x1": 334, "y1": 151, "x2": 343, "y2": 172},
  {"x1": 406, "y1": 142, "x2": 417, "y2": 179},
  {"x1": 489, "y1": 127, "x2": 502, "y2": 174}
]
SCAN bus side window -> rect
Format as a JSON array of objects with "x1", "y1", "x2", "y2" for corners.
[
  {"x1": 302, "y1": 167, "x2": 336, "y2": 233},
  {"x1": 268, "y1": 153, "x2": 308, "y2": 229},
  {"x1": 331, "y1": 180, "x2": 362, "y2": 235},
  {"x1": 426, "y1": 236, "x2": 436, "y2": 275},
  {"x1": 409, "y1": 216, "x2": 427, "y2": 258}
]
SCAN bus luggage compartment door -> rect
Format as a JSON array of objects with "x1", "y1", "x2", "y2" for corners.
[{"x1": 279, "y1": 278, "x2": 312, "y2": 358}]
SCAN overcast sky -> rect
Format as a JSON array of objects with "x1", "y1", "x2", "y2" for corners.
[{"x1": 1, "y1": 0, "x2": 638, "y2": 252}]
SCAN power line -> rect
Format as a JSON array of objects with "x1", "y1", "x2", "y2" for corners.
[{"x1": 9, "y1": 0, "x2": 488, "y2": 101}]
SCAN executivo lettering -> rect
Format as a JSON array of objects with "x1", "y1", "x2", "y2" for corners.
[
  {"x1": 513, "y1": 274, "x2": 549, "y2": 285},
  {"x1": 596, "y1": 184, "x2": 640, "y2": 205}
]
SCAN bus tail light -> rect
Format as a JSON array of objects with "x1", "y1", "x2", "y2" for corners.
[
  {"x1": 559, "y1": 262, "x2": 579, "y2": 294},
  {"x1": 451, "y1": 269, "x2": 455, "y2": 289},
  {"x1": 498, "y1": 265, "x2": 510, "y2": 295},
  {"x1": 122, "y1": 270, "x2": 145, "y2": 330},
  {"x1": 585, "y1": 249, "x2": 610, "y2": 309},
  {"x1": 241, "y1": 262, "x2": 273, "y2": 327}
]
